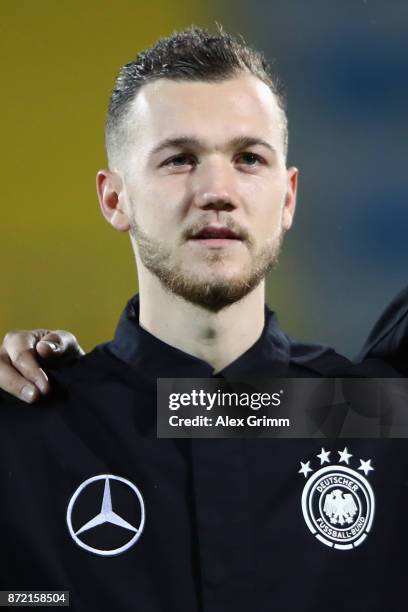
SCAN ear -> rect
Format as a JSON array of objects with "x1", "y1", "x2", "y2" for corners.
[
  {"x1": 281, "y1": 166, "x2": 298, "y2": 232},
  {"x1": 96, "y1": 170, "x2": 130, "y2": 232}
]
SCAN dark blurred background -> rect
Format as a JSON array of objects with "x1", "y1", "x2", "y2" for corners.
[{"x1": 1, "y1": 0, "x2": 407, "y2": 358}]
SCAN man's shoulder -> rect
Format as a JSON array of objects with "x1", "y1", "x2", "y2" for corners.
[
  {"x1": 0, "y1": 341, "x2": 135, "y2": 415},
  {"x1": 45, "y1": 341, "x2": 130, "y2": 385},
  {"x1": 265, "y1": 309, "x2": 353, "y2": 376},
  {"x1": 286, "y1": 335, "x2": 401, "y2": 377},
  {"x1": 286, "y1": 335, "x2": 353, "y2": 376}
]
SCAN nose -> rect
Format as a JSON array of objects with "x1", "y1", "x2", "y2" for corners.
[{"x1": 191, "y1": 158, "x2": 236, "y2": 212}]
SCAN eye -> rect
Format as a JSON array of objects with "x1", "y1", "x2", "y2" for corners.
[
  {"x1": 162, "y1": 154, "x2": 197, "y2": 168},
  {"x1": 235, "y1": 152, "x2": 265, "y2": 166}
]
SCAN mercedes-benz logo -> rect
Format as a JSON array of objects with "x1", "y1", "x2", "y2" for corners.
[{"x1": 66, "y1": 474, "x2": 145, "y2": 556}]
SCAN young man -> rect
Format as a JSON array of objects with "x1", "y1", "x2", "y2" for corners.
[{"x1": 0, "y1": 27, "x2": 406, "y2": 612}]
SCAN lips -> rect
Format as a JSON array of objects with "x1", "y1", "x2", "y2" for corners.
[{"x1": 191, "y1": 226, "x2": 241, "y2": 240}]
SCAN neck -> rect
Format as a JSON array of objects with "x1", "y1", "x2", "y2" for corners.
[{"x1": 138, "y1": 272, "x2": 266, "y2": 373}]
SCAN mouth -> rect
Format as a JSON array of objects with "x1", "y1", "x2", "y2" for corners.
[{"x1": 189, "y1": 226, "x2": 243, "y2": 248}]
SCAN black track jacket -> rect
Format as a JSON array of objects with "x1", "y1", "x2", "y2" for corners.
[{"x1": 0, "y1": 294, "x2": 407, "y2": 612}]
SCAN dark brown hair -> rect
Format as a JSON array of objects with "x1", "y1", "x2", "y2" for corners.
[{"x1": 106, "y1": 25, "x2": 288, "y2": 165}]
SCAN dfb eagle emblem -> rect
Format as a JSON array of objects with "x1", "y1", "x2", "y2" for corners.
[
  {"x1": 323, "y1": 489, "x2": 358, "y2": 525},
  {"x1": 299, "y1": 447, "x2": 375, "y2": 550}
]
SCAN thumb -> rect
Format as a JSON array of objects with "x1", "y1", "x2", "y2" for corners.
[{"x1": 36, "y1": 331, "x2": 84, "y2": 361}]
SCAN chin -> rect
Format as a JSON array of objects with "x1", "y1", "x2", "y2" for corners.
[
  {"x1": 186, "y1": 259, "x2": 251, "y2": 281},
  {"x1": 168, "y1": 271, "x2": 262, "y2": 313}
]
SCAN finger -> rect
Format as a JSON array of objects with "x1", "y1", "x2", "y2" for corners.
[
  {"x1": 0, "y1": 351, "x2": 41, "y2": 403},
  {"x1": 37, "y1": 331, "x2": 85, "y2": 359},
  {"x1": 3, "y1": 332, "x2": 50, "y2": 394},
  {"x1": 54, "y1": 330, "x2": 85, "y2": 357},
  {"x1": 35, "y1": 336, "x2": 61, "y2": 359}
]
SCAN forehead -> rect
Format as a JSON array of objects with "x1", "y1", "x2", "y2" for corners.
[{"x1": 127, "y1": 74, "x2": 284, "y2": 152}]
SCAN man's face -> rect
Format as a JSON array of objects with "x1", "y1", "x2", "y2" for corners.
[{"x1": 112, "y1": 73, "x2": 297, "y2": 311}]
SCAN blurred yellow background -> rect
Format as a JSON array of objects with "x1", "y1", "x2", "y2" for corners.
[{"x1": 1, "y1": 1, "x2": 215, "y2": 350}]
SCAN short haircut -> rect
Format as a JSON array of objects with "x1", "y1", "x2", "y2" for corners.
[{"x1": 106, "y1": 25, "x2": 288, "y2": 167}]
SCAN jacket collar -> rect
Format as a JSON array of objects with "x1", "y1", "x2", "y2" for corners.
[{"x1": 109, "y1": 294, "x2": 291, "y2": 380}]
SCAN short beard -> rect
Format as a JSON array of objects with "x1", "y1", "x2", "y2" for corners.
[{"x1": 130, "y1": 219, "x2": 283, "y2": 312}]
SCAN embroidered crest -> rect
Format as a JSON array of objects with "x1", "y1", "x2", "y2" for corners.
[{"x1": 299, "y1": 447, "x2": 375, "y2": 550}]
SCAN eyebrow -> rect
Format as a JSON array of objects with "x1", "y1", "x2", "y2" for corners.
[{"x1": 149, "y1": 135, "x2": 277, "y2": 158}]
